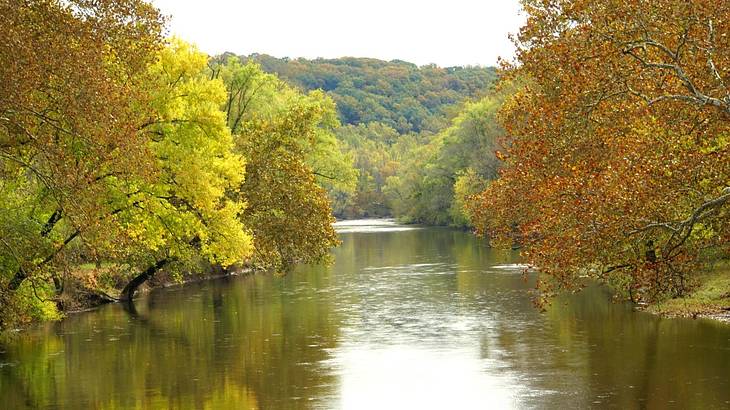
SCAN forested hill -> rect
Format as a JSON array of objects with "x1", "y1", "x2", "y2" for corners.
[
  {"x1": 246, "y1": 54, "x2": 497, "y2": 134},
  {"x1": 210, "y1": 53, "x2": 502, "y2": 222}
]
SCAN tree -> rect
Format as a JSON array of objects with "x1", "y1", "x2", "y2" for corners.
[
  {"x1": 384, "y1": 86, "x2": 509, "y2": 226},
  {"x1": 333, "y1": 123, "x2": 400, "y2": 218},
  {"x1": 468, "y1": 0, "x2": 730, "y2": 305},
  {"x1": 0, "y1": 0, "x2": 164, "y2": 324},
  {"x1": 451, "y1": 168, "x2": 489, "y2": 228},
  {"x1": 115, "y1": 39, "x2": 253, "y2": 300},
  {"x1": 252, "y1": 54, "x2": 497, "y2": 133},
  {"x1": 213, "y1": 57, "x2": 345, "y2": 271},
  {"x1": 212, "y1": 57, "x2": 357, "y2": 195},
  {"x1": 234, "y1": 106, "x2": 340, "y2": 271}
]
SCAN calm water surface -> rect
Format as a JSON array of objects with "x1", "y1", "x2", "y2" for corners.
[{"x1": 1, "y1": 220, "x2": 729, "y2": 409}]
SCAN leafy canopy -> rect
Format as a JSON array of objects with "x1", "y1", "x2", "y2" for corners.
[{"x1": 469, "y1": 0, "x2": 730, "y2": 304}]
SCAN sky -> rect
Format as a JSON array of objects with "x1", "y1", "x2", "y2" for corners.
[{"x1": 150, "y1": 0, "x2": 525, "y2": 67}]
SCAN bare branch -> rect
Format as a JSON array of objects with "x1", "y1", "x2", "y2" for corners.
[
  {"x1": 706, "y1": 19, "x2": 730, "y2": 101},
  {"x1": 622, "y1": 35, "x2": 730, "y2": 115}
]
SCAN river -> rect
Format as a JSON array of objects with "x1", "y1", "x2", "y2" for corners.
[{"x1": 1, "y1": 220, "x2": 729, "y2": 409}]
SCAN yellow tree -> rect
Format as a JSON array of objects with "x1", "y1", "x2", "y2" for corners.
[
  {"x1": 114, "y1": 39, "x2": 253, "y2": 300},
  {"x1": 469, "y1": 0, "x2": 730, "y2": 304}
]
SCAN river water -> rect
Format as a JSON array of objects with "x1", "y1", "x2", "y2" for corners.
[{"x1": 1, "y1": 220, "x2": 729, "y2": 409}]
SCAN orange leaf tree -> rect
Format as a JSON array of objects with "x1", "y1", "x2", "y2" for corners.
[
  {"x1": 469, "y1": 0, "x2": 730, "y2": 304},
  {"x1": 0, "y1": 0, "x2": 164, "y2": 324}
]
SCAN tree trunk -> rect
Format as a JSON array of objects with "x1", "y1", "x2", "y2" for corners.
[
  {"x1": 119, "y1": 258, "x2": 170, "y2": 301},
  {"x1": 8, "y1": 210, "x2": 70, "y2": 291},
  {"x1": 645, "y1": 240, "x2": 657, "y2": 263},
  {"x1": 7, "y1": 268, "x2": 27, "y2": 291}
]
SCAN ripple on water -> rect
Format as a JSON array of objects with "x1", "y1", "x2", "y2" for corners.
[
  {"x1": 361, "y1": 262, "x2": 457, "y2": 277},
  {"x1": 490, "y1": 263, "x2": 533, "y2": 273}
]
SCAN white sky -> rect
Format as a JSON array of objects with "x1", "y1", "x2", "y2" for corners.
[{"x1": 151, "y1": 0, "x2": 525, "y2": 67}]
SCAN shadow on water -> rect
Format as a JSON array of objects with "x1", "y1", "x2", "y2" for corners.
[{"x1": 1, "y1": 220, "x2": 729, "y2": 409}]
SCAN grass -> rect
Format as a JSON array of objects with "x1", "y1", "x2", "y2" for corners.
[{"x1": 647, "y1": 267, "x2": 730, "y2": 320}]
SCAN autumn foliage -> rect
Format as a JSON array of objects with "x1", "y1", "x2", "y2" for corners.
[
  {"x1": 469, "y1": 0, "x2": 730, "y2": 304},
  {"x1": 237, "y1": 107, "x2": 340, "y2": 271},
  {"x1": 0, "y1": 0, "x2": 167, "y2": 326},
  {"x1": 0, "y1": 1, "x2": 351, "y2": 328}
]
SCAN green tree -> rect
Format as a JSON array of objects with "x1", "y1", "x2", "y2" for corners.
[
  {"x1": 234, "y1": 106, "x2": 340, "y2": 271},
  {"x1": 252, "y1": 55, "x2": 497, "y2": 134},
  {"x1": 213, "y1": 57, "x2": 357, "y2": 194},
  {"x1": 332, "y1": 123, "x2": 400, "y2": 218},
  {"x1": 384, "y1": 87, "x2": 509, "y2": 226},
  {"x1": 451, "y1": 168, "x2": 490, "y2": 228},
  {"x1": 213, "y1": 57, "x2": 347, "y2": 271}
]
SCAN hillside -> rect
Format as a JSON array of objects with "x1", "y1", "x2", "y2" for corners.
[{"x1": 247, "y1": 54, "x2": 497, "y2": 134}]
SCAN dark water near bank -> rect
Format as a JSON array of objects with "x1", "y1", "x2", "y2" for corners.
[{"x1": 1, "y1": 220, "x2": 729, "y2": 409}]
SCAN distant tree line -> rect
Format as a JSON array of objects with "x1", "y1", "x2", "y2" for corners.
[
  {"x1": 249, "y1": 54, "x2": 497, "y2": 134},
  {"x1": 240, "y1": 54, "x2": 502, "y2": 224}
]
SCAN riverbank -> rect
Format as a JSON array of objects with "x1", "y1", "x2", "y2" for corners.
[
  {"x1": 645, "y1": 268, "x2": 730, "y2": 323},
  {"x1": 58, "y1": 264, "x2": 253, "y2": 315}
]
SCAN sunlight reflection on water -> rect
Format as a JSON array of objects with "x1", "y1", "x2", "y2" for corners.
[
  {"x1": 323, "y1": 345, "x2": 522, "y2": 409},
  {"x1": 333, "y1": 219, "x2": 421, "y2": 233},
  {"x1": 314, "y1": 252, "x2": 540, "y2": 409}
]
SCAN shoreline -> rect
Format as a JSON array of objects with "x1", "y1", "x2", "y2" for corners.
[
  {"x1": 642, "y1": 268, "x2": 730, "y2": 324},
  {"x1": 7, "y1": 223, "x2": 729, "y2": 331},
  {"x1": 59, "y1": 269, "x2": 255, "y2": 318},
  {"x1": 51, "y1": 273, "x2": 730, "y2": 329}
]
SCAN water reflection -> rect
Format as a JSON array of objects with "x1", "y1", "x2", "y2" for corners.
[
  {"x1": 328, "y1": 345, "x2": 519, "y2": 409},
  {"x1": 333, "y1": 218, "x2": 421, "y2": 233},
  {"x1": 1, "y1": 222, "x2": 729, "y2": 409}
]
